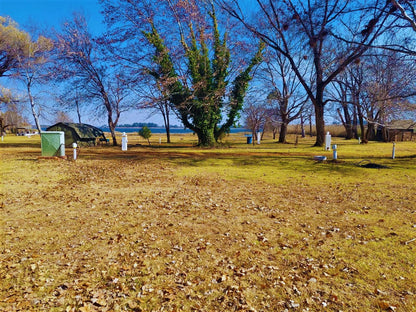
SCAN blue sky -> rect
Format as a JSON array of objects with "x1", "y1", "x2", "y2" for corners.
[
  {"x1": 1, "y1": 0, "x2": 258, "y2": 127},
  {"x1": 1, "y1": 0, "x2": 165, "y2": 126},
  {"x1": 0, "y1": 0, "x2": 104, "y2": 34}
]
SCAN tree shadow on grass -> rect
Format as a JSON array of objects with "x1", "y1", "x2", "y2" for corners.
[{"x1": 1, "y1": 142, "x2": 40, "y2": 148}]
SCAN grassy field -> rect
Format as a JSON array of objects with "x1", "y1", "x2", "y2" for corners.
[{"x1": 1, "y1": 133, "x2": 415, "y2": 311}]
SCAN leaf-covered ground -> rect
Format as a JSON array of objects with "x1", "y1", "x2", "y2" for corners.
[{"x1": 1, "y1": 136, "x2": 415, "y2": 311}]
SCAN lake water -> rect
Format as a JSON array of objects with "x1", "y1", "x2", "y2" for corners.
[{"x1": 100, "y1": 127, "x2": 250, "y2": 134}]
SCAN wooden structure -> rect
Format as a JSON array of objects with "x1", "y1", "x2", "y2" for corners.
[{"x1": 385, "y1": 120, "x2": 416, "y2": 142}]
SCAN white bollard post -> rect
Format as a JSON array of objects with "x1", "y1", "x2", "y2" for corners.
[
  {"x1": 325, "y1": 132, "x2": 331, "y2": 150},
  {"x1": 122, "y1": 132, "x2": 128, "y2": 151},
  {"x1": 72, "y1": 142, "x2": 77, "y2": 160},
  {"x1": 257, "y1": 132, "x2": 261, "y2": 144},
  {"x1": 1, "y1": 136, "x2": 3, "y2": 142},
  {"x1": 392, "y1": 142, "x2": 396, "y2": 159},
  {"x1": 358, "y1": 137, "x2": 361, "y2": 144},
  {"x1": 332, "y1": 144, "x2": 337, "y2": 160}
]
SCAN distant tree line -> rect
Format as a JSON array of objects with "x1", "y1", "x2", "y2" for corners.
[
  {"x1": 1, "y1": 1, "x2": 416, "y2": 146},
  {"x1": 117, "y1": 122, "x2": 159, "y2": 128}
]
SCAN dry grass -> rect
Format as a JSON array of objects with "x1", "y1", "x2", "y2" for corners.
[{"x1": 1, "y1": 134, "x2": 415, "y2": 311}]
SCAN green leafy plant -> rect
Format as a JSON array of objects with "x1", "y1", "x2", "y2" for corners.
[
  {"x1": 143, "y1": 7, "x2": 264, "y2": 147},
  {"x1": 139, "y1": 126, "x2": 152, "y2": 145}
]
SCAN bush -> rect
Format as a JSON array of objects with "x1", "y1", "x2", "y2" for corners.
[{"x1": 139, "y1": 126, "x2": 152, "y2": 145}]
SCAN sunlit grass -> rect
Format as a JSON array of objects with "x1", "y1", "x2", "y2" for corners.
[{"x1": 1, "y1": 134, "x2": 415, "y2": 311}]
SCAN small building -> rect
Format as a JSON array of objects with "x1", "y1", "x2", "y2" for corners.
[
  {"x1": 46, "y1": 122, "x2": 107, "y2": 146},
  {"x1": 385, "y1": 120, "x2": 416, "y2": 142}
]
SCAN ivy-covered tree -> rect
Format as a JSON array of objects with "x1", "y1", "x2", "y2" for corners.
[{"x1": 144, "y1": 8, "x2": 263, "y2": 146}]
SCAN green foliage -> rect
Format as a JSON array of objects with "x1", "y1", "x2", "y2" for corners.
[
  {"x1": 0, "y1": 17, "x2": 29, "y2": 77},
  {"x1": 144, "y1": 9, "x2": 263, "y2": 147},
  {"x1": 139, "y1": 126, "x2": 152, "y2": 145}
]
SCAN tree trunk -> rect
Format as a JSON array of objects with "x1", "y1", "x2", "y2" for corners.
[
  {"x1": 314, "y1": 103, "x2": 325, "y2": 146},
  {"x1": 278, "y1": 122, "x2": 288, "y2": 143},
  {"x1": 27, "y1": 85, "x2": 41, "y2": 133},
  {"x1": 337, "y1": 106, "x2": 353, "y2": 140},
  {"x1": 356, "y1": 105, "x2": 367, "y2": 143},
  {"x1": 345, "y1": 124, "x2": 353, "y2": 140},
  {"x1": 161, "y1": 105, "x2": 171, "y2": 143},
  {"x1": 300, "y1": 114, "x2": 305, "y2": 138},
  {"x1": 366, "y1": 122, "x2": 376, "y2": 141},
  {"x1": 352, "y1": 105, "x2": 358, "y2": 139},
  {"x1": 166, "y1": 126, "x2": 171, "y2": 144},
  {"x1": 108, "y1": 117, "x2": 117, "y2": 146},
  {"x1": 76, "y1": 99, "x2": 82, "y2": 124},
  {"x1": 197, "y1": 127, "x2": 215, "y2": 147},
  {"x1": 309, "y1": 115, "x2": 313, "y2": 137}
]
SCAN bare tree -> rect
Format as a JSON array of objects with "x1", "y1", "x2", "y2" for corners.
[
  {"x1": 244, "y1": 93, "x2": 270, "y2": 144},
  {"x1": 390, "y1": 0, "x2": 416, "y2": 31},
  {"x1": 1, "y1": 18, "x2": 54, "y2": 132},
  {"x1": 260, "y1": 49, "x2": 307, "y2": 143},
  {"x1": 361, "y1": 50, "x2": 416, "y2": 140},
  {"x1": 56, "y1": 13, "x2": 135, "y2": 146},
  {"x1": 0, "y1": 100, "x2": 27, "y2": 134},
  {"x1": 219, "y1": 0, "x2": 395, "y2": 146},
  {"x1": 135, "y1": 72, "x2": 175, "y2": 143},
  {"x1": 54, "y1": 110, "x2": 73, "y2": 124},
  {"x1": 14, "y1": 35, "x2": 54, "y2": 133},
  {"x1": 329, "y1": 69, "x2": 360, "y2": 140},
  {"x1": 55, "y1": 85, "x2": 86, "y2": 124},
  {"x1": 329, "y1": 49, "x2": 416, "y2": 142}
]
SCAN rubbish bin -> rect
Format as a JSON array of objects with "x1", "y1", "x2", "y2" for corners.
[
  {"x1": 246, "y1": 136, "x2": 252, "y2": 144},
  {"x1": 41, "y1": 131, "x2": 65, "y2": 157}
]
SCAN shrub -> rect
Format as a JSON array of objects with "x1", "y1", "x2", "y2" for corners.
[{"x1": 139, "y1": 126, "x2": 152, "y2": 145}]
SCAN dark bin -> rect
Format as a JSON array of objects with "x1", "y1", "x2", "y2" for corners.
[{"x1": 246, "y1": 136, "x2": 252, "y2": 144}]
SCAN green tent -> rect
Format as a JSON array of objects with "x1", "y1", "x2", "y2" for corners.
[{"x1": 46, "y1": 122, "x2": 106, "y2": 146}]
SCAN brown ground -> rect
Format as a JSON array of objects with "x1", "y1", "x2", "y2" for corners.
[{"x1": 1, "y1": 138, "x2": 415, "y2": 311}]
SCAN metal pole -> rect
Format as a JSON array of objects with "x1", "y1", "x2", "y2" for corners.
[
  {"x1": 332, "y1": 144, "x2": 337, "y2": 160},
  {"x1": 392, "y1": 142, "x2": 396, "y2": 159}
]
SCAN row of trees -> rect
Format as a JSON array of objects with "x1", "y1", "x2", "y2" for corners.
[
  {"x1": 221, "y1": 0, "x2": 416, "y2": 145},
  {"x1": 1, "y1": 1, "x2": 416, "y2": 146}
]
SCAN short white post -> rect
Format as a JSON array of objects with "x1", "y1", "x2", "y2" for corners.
[
  {"x1": 72, "y1": 142, "x2": 77, "y2": 160},
  {"x1": 358, "y1": 137, "x2": 361, "y2": 144},
  {"x1": 332, "y1": 144, "x2": 337, "y2": 160},
  {"x1": 1, "y1": 136, "x2": 3, "y2": 142},
  {"x1": 257, "y1": 132, "x2": 261, "y2": 144},
  {"x1": 325, "y1": 132, "x2": 331, "y2": 150},
  {"x1": 122, "y1": 132, "x2": 128, "y2": 151},
  {"x1": 392, "y1": 142, "x2": 396, "y2": 159}
]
